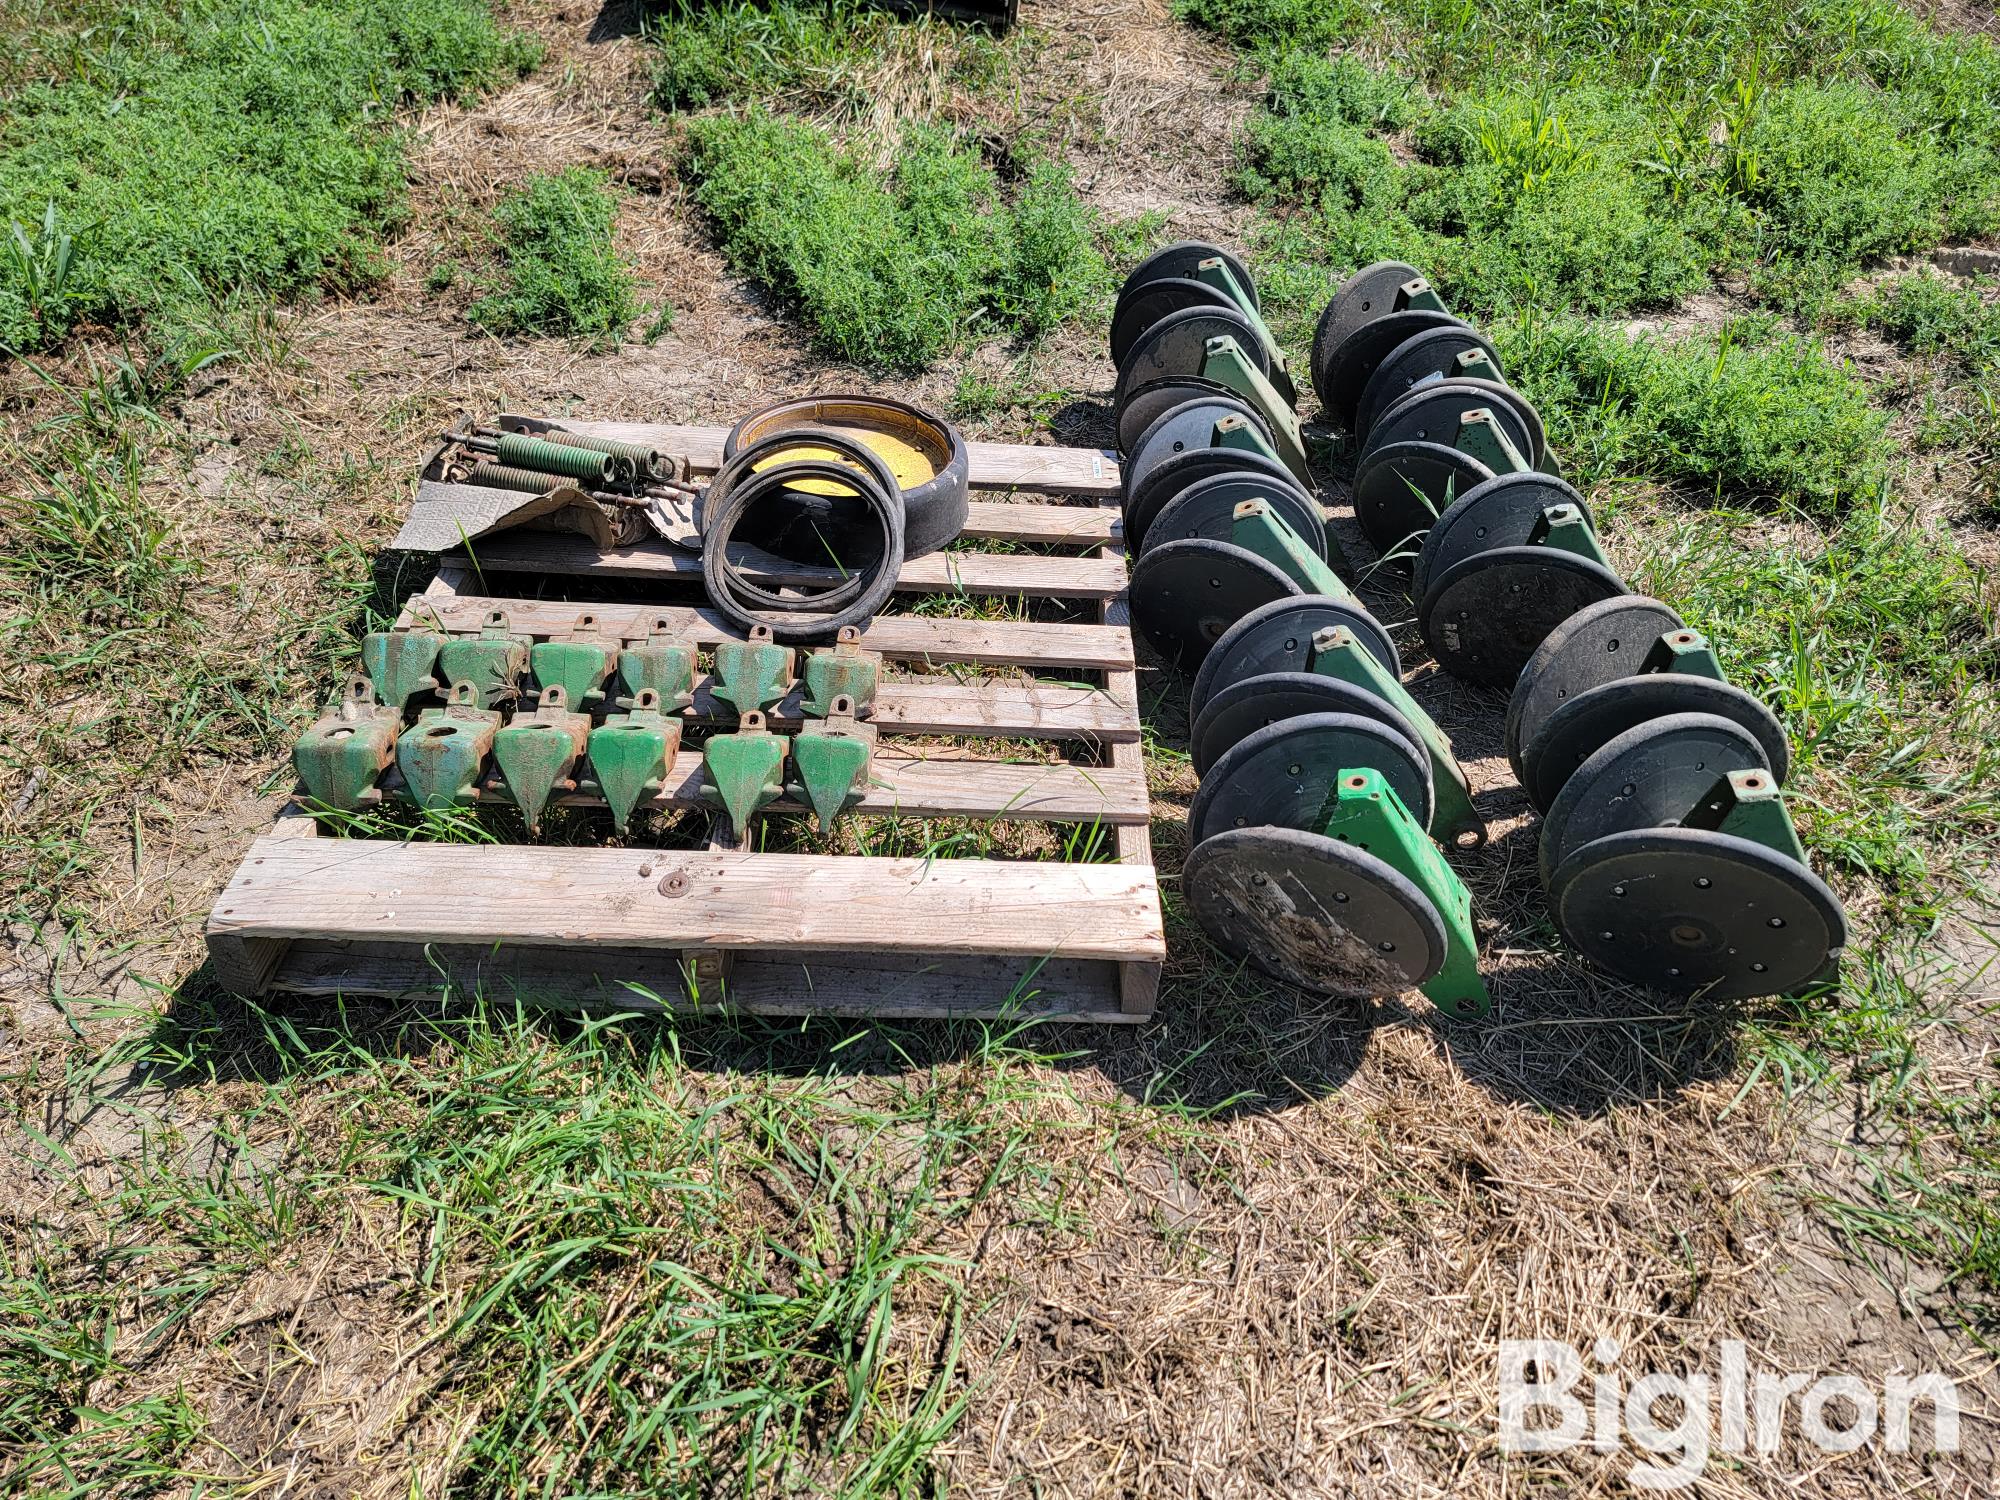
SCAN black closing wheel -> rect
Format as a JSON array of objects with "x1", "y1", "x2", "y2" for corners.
[
  {"x1": 1190, "y1": 594, "x2": 1404, "y2": 720},
  {"x1": 1191, "y1": 670, "x2": 1423, "y2": 776},
  {"x1": 1316, "y1": 309, "x2": 1466, "y2": 431},
  {"x1": 1188, "y1": 711, "x2": 1433, "y2": 841},
  {"x1": 1123, "y1": 448, "x2": 1299, "y2": 556},
  {"x1": 1119, "y1": 240, "x2": 1257, "y2": 310},
  {"x1": 1115, "y1": 376, "x2": 1243, "y2": 456},
  {"x1": 1548, "y1": 828, "x2": 1847, "y2": 1000},
  {"x1": 1351, "y1": 441, "x2": 1494, "y2": 566},
  {"x1": 1537, "y1": 712, "x2": 1771, "y2": 887},
  {"x1": 1310, "y1": 261, "x2": 1428, "y2": 407},
  {"x1": 1130, "y1": 540, "x2": 1301, "y2": 671},
  {"x1": 1364, "y1": 378, "x2": 1546, "y2": 473},
  {"x1": 1145, "y1": 470, "x2": 1326, "y2": 561},
  {"x1": 1519, "y1": 672, "x2": 1793, "y2": 813},
  {"x1": 1504, "y1": 595, "x2": 1687, "y2": 785},
  {"x1": 1412, "y1": 472, "x2": 1595, "y2": 598},
  {"x1": 1418, "y1": 547, "x2": 1629, "y2": 689},
  {"x1": 1184, "y1": 827, "x2": 1449, "y2": 998},
  {"x1": 1109, "y1": 280, "x2": 1237, "y2": 369},
  {"x1": 1124, "y1": 395, "x2": 1268, "y2": 507},
  {"x1": 1354, "y1": 325, "x2": 1504, "y2": 442},
  {"x1": 1116, "y1": 305, "x2": 1272, "y2": 406}
]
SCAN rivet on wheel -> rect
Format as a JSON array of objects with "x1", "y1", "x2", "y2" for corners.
[
  {"x1": 1768, "y1": 917, "x2": 1786, "y2": 928},
  {"x1": 1695, "y1": 877, "x2": 1712, "y2": 888},
  {"x1": 1751, "y1": 962, "x2": 1767, "y2": 972},
  {"x1": 1378, "y1": 941, "x2": 1395, "y2": 953}
]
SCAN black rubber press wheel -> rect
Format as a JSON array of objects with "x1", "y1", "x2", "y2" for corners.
[
  {"x1": 1144, "y1": 469, "x2": 1326, "y2": 561},
  {"x1": 1353, "y1": 325, "x2": 1505, "y2": 442},
  {"x1": 1418, "y1": 548, "x2": 1629, "y2": 689},
  {"x1": 1350, "y1": 440, "x2": 1494, "y2": 566},
  {"x1": 1548, "y1": 828, "x2": 1846, "y2": 1000},
  {"x1": 1183, "y1": 826, "x2": 1448, "y2": 998},
  {"x1": 1129, "y1": 539, "x2": 1301, "y2": 671},
  {"x1": 1190, "y1": 670, "x2": 1424, "y2": 777},
  {"x1": 1189, "y1": 711, "x2": 1433, "y2": 842},
  {"x1": 1504, "y1": 595, "x2": 1686, "y2": 785},
  {"x1": 1190, "y1": 594, "x2": 1402, "y2": 720}
]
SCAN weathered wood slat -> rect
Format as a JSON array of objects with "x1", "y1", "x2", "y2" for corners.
[
  {"x1": 367, "y1": 746, "x2": 1145, "y2": 822},
  {"x1": 211, "y1": 840, "x2": 1165, "y2": 962},
  {"x1": 400, "y1": 594, "x2": 1134, "y2": 671},
  {"x1": 267, "y1": 940, "x2": 1138, "y2": 1022},
  {"x1": 557, "y1": 420, "x2": 1122, "y2": 496},
  {"x1": 691, "y1": 678, "x2": 1136, "y2": 742},
  {"x1": 456, "y1": 529, "x2": 1129, "y2": 599}
]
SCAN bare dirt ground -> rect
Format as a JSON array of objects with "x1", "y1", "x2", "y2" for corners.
[{"x1": 4, "y1": 0, "x2": 1998, "y2": 1494}]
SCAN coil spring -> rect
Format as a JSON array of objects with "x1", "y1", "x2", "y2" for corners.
[
  {"x1": 539, "y1": 429, "x2": 670, "y2": 481},
  {"x1": 465, "y1": 463, "x2": 568, "y2": 494},
  {"x1": 493, "y1": 432, "x2": 616, "y2": 485}
]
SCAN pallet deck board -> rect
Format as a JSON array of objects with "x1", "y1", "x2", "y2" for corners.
[
  {"x1": 690, "y1": 678, "x2": 1136, "y2": 742},
  {"x1": 214, "y1": 839, "x2": 1164, "y2": 961},
  {"x1": 401, "y1": 593, "x2": 1135, "y2": 671},
  {"x1": 457, "y1": 528, "x2": 1129, "y2": 599},
  {"x1": 554, "y1": 420, "x2": 1122, "y2": 497}
]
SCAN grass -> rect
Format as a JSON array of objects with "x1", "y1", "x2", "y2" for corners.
[
  {"x1": 467, "y1": 168, "x2": 640, "y2": 343},
  {"x1": 0, "y1": 0, "x2": 538, "y2": 356},
  {"x1": 683, "y1": 109, "x2": 1107, "y2": 370}
]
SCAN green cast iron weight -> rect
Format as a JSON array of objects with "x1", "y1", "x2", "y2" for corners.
[
  {"x1": 1350, "y1": 440, "x2": 1495, "y2": 565},
  {"x1": 1504, "y1": 595, "x2": 1687, "y2": 786},
  {"x1": 1353, "y1": 325, "x2": 1505, "y2": 441},
  {"x1": 1316, "y1": 309, "x2": 1466, "y2": 430},
  {"x1": 1109, "y1": 279, "x2": 1239, "y2": 368},
  {"x1": 1124, "y1": 448, "x2": 1299, "y2": 555},
  {"x1": 1191, "y1": 670, "x2": 1425, "y2": 776},
  {"x1": 1188, "y1": 710, "x2": 1434, "y2": 841},
  {"x1": 1548, "y1": 827, "x2": 1847, "y2": 1000},
  {"x1": 1115, "y1": 304, "x2": 1273, "y2": 407},
  {"x1": 1418, "y1": 547, "x2": 1629, "y2": 689},
  {"x1": 1310, "y1": 261, "x2": 1429, "y2": 407},
  {"x1": 1519, "y1": 672, "x2": 1793, "y2": 813},
  {"x1": 1190, "y1": 594, "x2": 1403, "y2": 720},
  {"x1": 1130, "y1": 539, "x2": 1303, "y2": 670},
  {"x1": 1412, "y1": 472, "x2": 1596, "y2": 598},
  {"x1": 1115, "y1": 375, "x2": 1244, "y2": 456},
  {"x1": 1144, "y1": 469, "x2": 1327, "y2": 562},
  {"x1": 1119, "y1": 239, "x2": 1257, "y2": 310},
  {"x1": 1183, "y1": 826, "x2": 1449, "y2": 998},
  {"x1": 1363, "y1": 378, "x2": 1546, "y2": 473},
  {"x1": 1123, "y1": 394, "x2": 1269, "y2": 504},
  {"x1": 1536, "y1": 712, "x2": 1771, "y2": 888}
]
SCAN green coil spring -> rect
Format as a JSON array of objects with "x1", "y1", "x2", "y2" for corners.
[
  {"x1": 465, "y1": 462, "x2": 570, "y2": 494},
  {"x1": 494, "y1": 432, "x2": 617, "y2": 485},
  {"x1": 539, "y1": 430, "x2": 669, "y2": 481}
]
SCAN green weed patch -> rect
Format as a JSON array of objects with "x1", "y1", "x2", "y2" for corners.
[
  {"x1": 683, "y1": 109, "x2": 1106, "y2": 370},
  {"x1": 468, "y1": 169, "x2": 638, "y2": 342},
  {"x1": 0, "y1": 0, "x2": 537, "y2": 353}
]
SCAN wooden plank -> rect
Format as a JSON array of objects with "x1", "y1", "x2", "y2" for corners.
[
  {"x1": 554, "y1": 420, "x2": 1121, "y2": 497},
  {"x1": 399, "y1": 594, "x2": 1134, "y2": 671},
  {"x1": 264, "y1": 940, "x2": 1138, "y2": 1022},
  {"x1": 692, "y1": 678, "x2": 1136, "y2": 743},
  {"x1": 367, "y1": 747, "x2": 1149, "y2": 823},
  {"x1": 453, "y1": 529, "x2": 1128, "y2": 600},
  {"x1": 209, "y1": 839, "x2": 1166, "y2": 963},
  {"x1": 1099, "y1": 540, "x2": 1161, "y2": 1017}
]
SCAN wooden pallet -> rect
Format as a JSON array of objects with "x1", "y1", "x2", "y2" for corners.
[{"x1": 205, "y1": 429, "x2": 1166, "y2": 1023}]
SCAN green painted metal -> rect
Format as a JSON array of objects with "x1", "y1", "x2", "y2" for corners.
[
  {"x1": 1191, "y1": 256, "x2": 1297, "y2": 407},
  {"x1": 789, "y1": 702, "x2": 876, "y2": 831},
  {"x1": 1228, "y1": 498, "x2": 1349, "y2": 598},
  {"x1": 587, "y1": 689, "x2": 682, "y2": 831},
  {"x1": 491, "y1": 683, "x2": 591, "y2": 833},
  {"x1": 360, "y1": 630, "x2": 443, "y2": 710},
  {"x1": 1453, "y1": 348, "x2": 1505, "y2": 385},
  {"x1": 1452, "y1": 409, "x2": 1530, "y2": 475},
  {"x1": 1309, "y1": 625, "x2": 1487, "y2": 849},
  {"x1": 1201, "y1": 335, "x2": 1312, "y2": 485},
  {"x1": 493, "y1": 431, "x2": 617, "y2": 486},
  {"x1": 1685, "y1": 767, "x2": 1809, "y2": 864},
  {"x1": 435, "y1": 612, "x2": 530, "y2": 710},
  {"x1": 1212, "y1": 413, "x2": 1287, "y2": 473},
  {"x1": 617, "y1": 626, "x2": 697, "y2": 712},
  {"x1": 702, "y1": 710, "x2": 790, "y2": 840},
  {"x1": 1315, "y1": 767, "x2": 1490, "y2": 1019},
  {"x1": 1398, "y1": 276, "x2": 1449, "y2": 314},
  {"x1": 396, "y1": 684, "x2": 501, "y2": 810},
  {"x1": 1527, "y1": 502, "x2": 1612, "y2": 570},
  {"x1": 293, "y1": 676, "x2": 400, "y2": 811},
  {"x1": 801, "y1": 627, "x2": 880, "y2": 718},
  {"x1": 711, "y1": 628, "x2": 796, "y2": 717},
  {"x1": 530, "y1": 639, "x2": 613, "y2": 711},
  {"x1": 1640, "y1": 627, "x2": 1728, "y2": 682}
]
